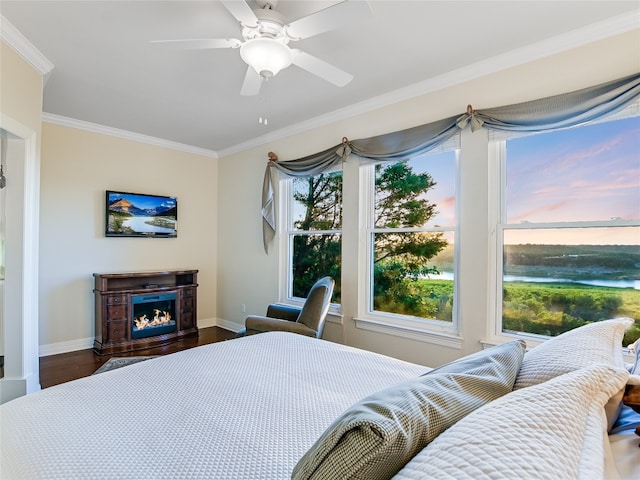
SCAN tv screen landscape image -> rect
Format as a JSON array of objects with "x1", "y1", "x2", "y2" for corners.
[{"x1": 106, "y1": 190, "x2": 177, "y2": 237}]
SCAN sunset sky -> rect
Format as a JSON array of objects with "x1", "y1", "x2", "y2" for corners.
[
  {"x1": 505, "y1": 115, "x2": 639, "y2": 245},
  {"x1": 414, "y1": 115, "x2": 639, "y2": 245},
  {"x1": 409, "y1": 150, "x2": 456, "y2": 228},
  {"x1": 506, "y1": 115, "x2": 639, "y2": 224}
]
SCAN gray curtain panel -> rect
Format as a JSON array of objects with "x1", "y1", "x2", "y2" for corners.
[{"x1": 262, "y1": 73, "x2": 640, "y2": 253}]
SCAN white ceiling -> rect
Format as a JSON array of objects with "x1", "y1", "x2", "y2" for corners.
[{"x1": 1, "y1": 1, "x2": 639, "y2": 156}]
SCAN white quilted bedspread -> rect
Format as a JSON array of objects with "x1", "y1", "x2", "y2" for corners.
[{"x1": 0, "y1": 332, "x2": 428, "y2": 479}]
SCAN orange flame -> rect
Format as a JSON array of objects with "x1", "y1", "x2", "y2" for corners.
[{"x1": 134, "y1": 310, "x2": 173, "y2": 330}]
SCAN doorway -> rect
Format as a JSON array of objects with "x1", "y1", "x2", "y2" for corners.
[{"x1": 0, "y1": 120, "x2": 41, "y2": 403}]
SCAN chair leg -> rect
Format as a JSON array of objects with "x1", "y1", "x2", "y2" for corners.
[{"x1": 236, "y1": 328, "x2": 263, "y2": 338}]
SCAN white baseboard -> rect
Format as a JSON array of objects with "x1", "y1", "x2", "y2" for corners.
[
  {"x1": 197, "y1": 316, "x2": 242, "y2": 332},
  {"x1": 215, "y1": 318, "x2": 243, "y2": 333},
  {"x1": 197, "y1": 316, "x2": 217, "y2": 328},
  {"x1": 39, "y1": 337, "x2": 94, "y2": 357}
]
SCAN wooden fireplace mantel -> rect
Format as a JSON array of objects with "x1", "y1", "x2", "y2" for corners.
[{"x1": 93, "y1": 270, "x2": 198, "y2": 355}]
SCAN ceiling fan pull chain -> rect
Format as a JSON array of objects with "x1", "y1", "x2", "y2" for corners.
[{"x1": 259, "y1": 77, "x2": 269, "y2": 126}]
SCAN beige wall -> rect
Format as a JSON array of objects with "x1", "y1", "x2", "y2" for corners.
[
  {"x1": 216, "y1": 30, "x2": 640, "y2": 367},
  {"x1": 38, "y1": 123, "x2": 218, "y2": 353},
  {"x1": 0, "y1": 40, "x2": 43, "y2": 128}
]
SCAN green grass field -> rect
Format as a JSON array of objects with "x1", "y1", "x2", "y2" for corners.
[
  {"x1": 502, "y1": 281, "x2": 640, "y2": 345},
  {"x1": 375, "y1": 278, "x2": 640, "y2": 345}
]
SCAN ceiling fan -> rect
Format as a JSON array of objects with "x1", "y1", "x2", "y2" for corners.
[{"x1": 151, "y1": 0, "x2": 371, "y2": 96}]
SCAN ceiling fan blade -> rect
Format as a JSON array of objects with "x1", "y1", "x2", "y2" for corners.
[
  {"x1": 291, "y1": 50, "x2": 353, "y2": 87},
  {"x1": 149, "y1": 38, "x2": 242, "y2": 50},
  {"x1": 240, "y1": 66, "x2": 263, "y2": 96},
  {"x1": 221, "y1": 0, "x2": 259, "y2": 27},
  {"x1": 285, "y1": 0, "x2": 372, "y2": 40}
]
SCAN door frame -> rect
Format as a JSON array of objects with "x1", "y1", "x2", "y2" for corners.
[{"x1": 0, "y1": 113, "x2": 40, "y2": 403}]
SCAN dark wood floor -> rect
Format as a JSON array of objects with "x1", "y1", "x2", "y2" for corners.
[{"x1": 39, "y1": 326, "x2": 237, "y2": 388}]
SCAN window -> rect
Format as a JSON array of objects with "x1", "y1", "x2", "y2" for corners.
[
  {"x1": 274, "y1": 85, "x2": 638, "y2": 350},
  {"x1": 494, "y1": 114, "x2": 640, "y2": 345},
  {"x1": 368, "y1": 150, "x2": 457, "y2": 325},
  {"x1": 285, "y1": 170, "x2": 342, "y2": 303}
]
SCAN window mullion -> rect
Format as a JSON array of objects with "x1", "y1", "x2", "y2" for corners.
[
  {"x1": 488, "y1": 141, "x2": 505, "y2": 342},
  {"x1": 278, "y1": 177, "x2": 292, "y2": 302}
]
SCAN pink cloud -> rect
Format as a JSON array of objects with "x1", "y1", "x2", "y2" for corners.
[{"x1": 509, "y1": 201, "x2": 570, "y2": 223}]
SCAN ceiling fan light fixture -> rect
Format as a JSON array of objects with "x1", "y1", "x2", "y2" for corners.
[{"x1": 240, "y1": 38, "x2": 293, "y2": 78}]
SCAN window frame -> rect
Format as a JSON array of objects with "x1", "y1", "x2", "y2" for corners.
[
  {"x1": 356, "y1": 147, "x2": 462, "y2": 346},
  {"x1": 487, "y1": 108, "x2": 640, "y2": 347},
  {"x1": 279, "y1": 169, "x2": 343, "y2": 309}
]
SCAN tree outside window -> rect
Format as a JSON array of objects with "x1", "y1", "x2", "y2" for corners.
[
  {"x1": 371, "y1": 151, "x2": 457, "y2": 321},
  {"x1": 290, "y1": 171, "x2": 342, "y2": 303}
]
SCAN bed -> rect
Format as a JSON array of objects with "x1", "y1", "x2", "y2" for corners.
[{"x1": 1, "y1": 318, "x2": 639, "y2": 480}]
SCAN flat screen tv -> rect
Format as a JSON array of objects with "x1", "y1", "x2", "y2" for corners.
[{"x1": 105, "y1": 190, "x2": 177, "y2": 238}]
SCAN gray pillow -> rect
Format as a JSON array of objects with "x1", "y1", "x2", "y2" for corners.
[{"x1": 292, "y1": 340, "x2": 526, "y2": 480}]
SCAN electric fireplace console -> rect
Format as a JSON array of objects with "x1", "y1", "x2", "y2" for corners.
[{"x1": 93, "y1": 270, "x2": 198, "y2": 355}]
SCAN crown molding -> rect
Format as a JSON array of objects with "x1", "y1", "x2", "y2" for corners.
[
  {"x1": 0, "y1": 15, "x2": 54, "y2": 78},
  {"x1": 42, "y1": 113, "x2": 218, "y2": 159},
  {"x1": 218, "y1": 10, "x2": 639, "y2": 158},
  {"x1": 8, "y1": 9, "x2": 635, "y2": 160}
]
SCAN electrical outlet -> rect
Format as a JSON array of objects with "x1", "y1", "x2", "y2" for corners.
[{"x1": 241, "y1": 303, "x2": 246, "y2": 313}]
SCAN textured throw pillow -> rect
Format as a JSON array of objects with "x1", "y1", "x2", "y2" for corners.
[
  {"x1": 291, "y1": 340, "x2": 526, "y2": 480},
  {"x1": 393, "y1": 364, "x2": 630, "y2": 480},
  {"x1": 513, "y1": 317, "x2": 631, "y2": 431},
  {"x1": 421, "y1": 341, "x2": 524, "y2": 377},
  {"x1": 515, "y1": 317, "x2": 630, "y2": 390}
]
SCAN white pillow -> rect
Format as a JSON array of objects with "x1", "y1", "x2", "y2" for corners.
[
  {"x1": 514, "y1": 317, "x2": 630, "y2": 390},
  {"x1": 514, "y1": 317, "x2": 631, "y2": 431},
  {"x1": 393, "y1": 364, "x2": 629, "y2": 480}
]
